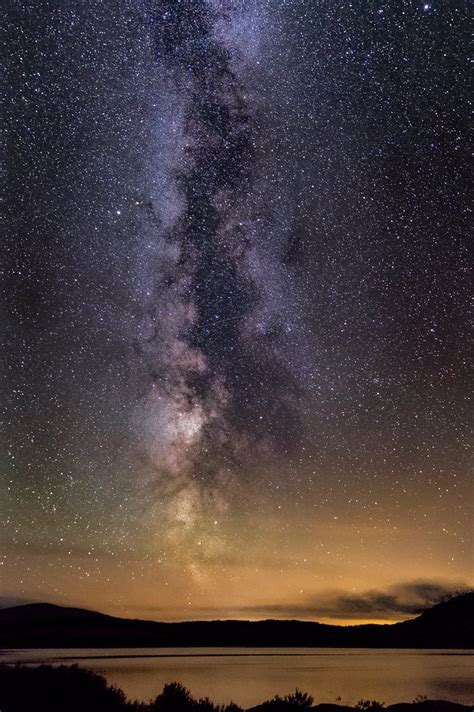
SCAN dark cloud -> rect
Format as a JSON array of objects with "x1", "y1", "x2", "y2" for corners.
[{"x1": 235, "y1": 581, "x2": 471, "y2": 621}]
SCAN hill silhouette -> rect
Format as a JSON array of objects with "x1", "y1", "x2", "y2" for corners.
[{"x1": 0, "y1": 592, "x2": 472, "y2": 648}]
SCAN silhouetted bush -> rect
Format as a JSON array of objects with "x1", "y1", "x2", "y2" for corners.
[
  {"x1": 0, "y1": 664, "x2": 145, "y2": 712},
  {"x1": 255, "y1": 688, "x2": 314, "y2": 710},
  {"x1": 150, "y1": 681, "x2": 195, "y2": 711},
  {"x1": 356, "y1": 701, "x2": 385, "y2": 711},
  {"x1": 150, "y1": 681, "x2": 243, "y2": 711}
]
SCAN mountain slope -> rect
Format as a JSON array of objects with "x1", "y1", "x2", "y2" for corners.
[{"x1": 0, "y1": 592, "x2": 472, "y2": 648}]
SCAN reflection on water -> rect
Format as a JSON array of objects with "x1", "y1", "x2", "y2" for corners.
[{"x1": 1, "y1": 648, "x2": 473, "y2": 707}]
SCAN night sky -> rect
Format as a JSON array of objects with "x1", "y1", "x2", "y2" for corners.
[{"x1": 3, "y1": 0, "x2": 471, "y2": 624}]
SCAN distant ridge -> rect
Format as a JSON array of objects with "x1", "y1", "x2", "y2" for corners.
[{"x1": 0, "y1": 592, "x2": 472, "y2": 648}]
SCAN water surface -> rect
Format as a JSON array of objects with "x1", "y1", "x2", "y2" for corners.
[{"x1": 1, "y1": 648, "x2": 472, "y2": 707}]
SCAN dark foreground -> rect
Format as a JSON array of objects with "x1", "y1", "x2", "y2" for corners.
[{"x1": 0, "y1": 665, "x2": 470, "y2": 712}]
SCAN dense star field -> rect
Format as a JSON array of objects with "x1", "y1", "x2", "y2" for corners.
[{"x1": 3, "y1": 0, "x2": 471, "y2": 623}]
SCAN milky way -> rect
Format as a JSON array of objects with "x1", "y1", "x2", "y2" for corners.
[
  {"x1": 135, "y1": 2, "x2": 308, "y2": 548},
  {"x1": 3, "y1": 0, "x2": 471, "y2": 621}
]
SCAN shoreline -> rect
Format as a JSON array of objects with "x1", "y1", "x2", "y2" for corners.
[{"x1": 0, "y1": 664, "x2": 472, "y2": 712}]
